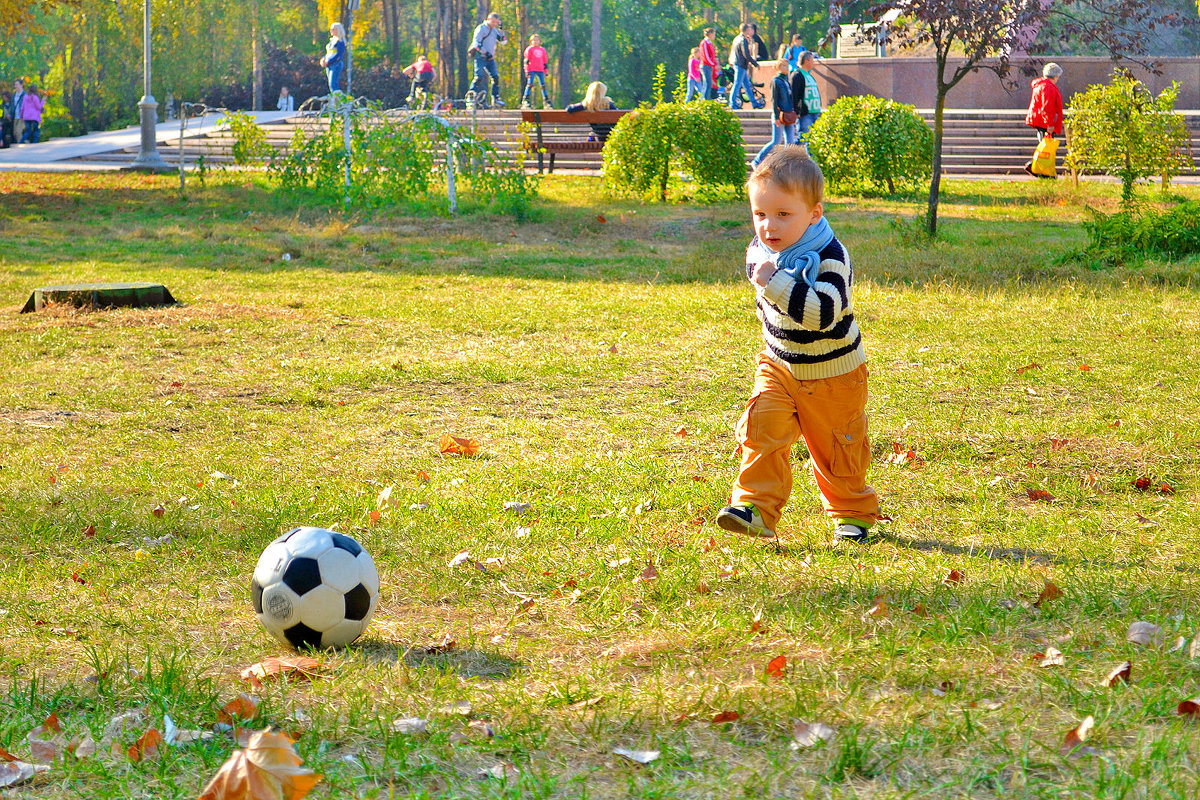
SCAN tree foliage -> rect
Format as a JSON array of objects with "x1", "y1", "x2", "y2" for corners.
[
  {"x1": 806, "y1": 95, "x2": 932, "y2": 195},
  {"x1": 1064, "y1": 73, "x2": 1191, "y2": 202}
]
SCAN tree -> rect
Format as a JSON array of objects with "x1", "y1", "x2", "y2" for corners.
[{"x1": 864, "y1": 0, "x2": 1186, "y2": 236}]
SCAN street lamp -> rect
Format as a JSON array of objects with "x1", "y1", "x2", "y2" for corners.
[{"x1": 131, "y1": 0, "x2": 168, "y2": 169}]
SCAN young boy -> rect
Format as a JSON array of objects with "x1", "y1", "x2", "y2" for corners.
[{"x1": 717, "y1": 147, "x2": 879, "y2": 544}]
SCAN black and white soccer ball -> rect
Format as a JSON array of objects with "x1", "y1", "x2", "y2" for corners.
[{"x1": 250, "y1": 527, "x2": 380, "y2": 649}]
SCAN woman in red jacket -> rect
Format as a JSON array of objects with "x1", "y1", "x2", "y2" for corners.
[{"x1": 1024, "y1": 62, "x2": 1063, "y2": 177}]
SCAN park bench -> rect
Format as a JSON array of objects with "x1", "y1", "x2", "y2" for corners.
[{"x1": 519, "y1": 109, "x2": 630, "y2": 173}]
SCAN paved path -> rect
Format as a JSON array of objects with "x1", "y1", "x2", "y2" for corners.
[{"x1": 0, "y1": 111, "x2": 292, "y2": 172}]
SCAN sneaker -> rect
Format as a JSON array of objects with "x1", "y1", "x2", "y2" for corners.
[
  {"x1": 494, "y1": 97, "x2": 506, "y2": 107},
  {"x1": 832, "y1": 522, "x2": 874, "y2": 544},
  {"x1": 716, "y1": 504, "x2": 776, "y2": 538},
  {"x1": 1023, "y1": 161, "x2": 1034, "y2": 177},
  {"x1": 520, "y1": 100, "x2": 531, "y2": 109}
]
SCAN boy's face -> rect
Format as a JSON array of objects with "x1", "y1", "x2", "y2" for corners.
[{"x1": 749, "y1": 180, "x2": 822, "y2": 252}]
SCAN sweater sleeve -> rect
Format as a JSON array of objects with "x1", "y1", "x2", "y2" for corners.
[{"x1": 759, "y1": 242, "x2": 853, "y2": 331}]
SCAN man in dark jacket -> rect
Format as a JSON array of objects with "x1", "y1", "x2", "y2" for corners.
[{"x1": 727, "y1": 23, "x2": 764, "y2": 110}]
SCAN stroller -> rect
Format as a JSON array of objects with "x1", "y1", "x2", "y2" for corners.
[{"x1": 717, "y1": 64, "x2": 765, "y2": 107}]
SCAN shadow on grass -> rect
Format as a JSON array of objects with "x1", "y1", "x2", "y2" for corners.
[
  {"x1": 355, "y1": 640, "x2": 524, "y2": 679},
  {"x1": 886, "y1": 533, "x2": 1200, "y2": 574}
]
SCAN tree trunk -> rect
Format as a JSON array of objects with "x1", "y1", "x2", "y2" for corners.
[
  {"x1": 251, "y1": 0, "x2": 262, "y2": 110},
  {"x1": 589, "y1": 0, "x2": 600, "y2": 82},
  {"x1": 927, "y1": 87, "x2": 945, "y2": 236},
  {"x1": 559, "y1": 0, "x2": 572, "y2": 106}
]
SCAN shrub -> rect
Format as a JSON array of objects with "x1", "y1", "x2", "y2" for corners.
[
  {"x1": 220, "y1": 111, "x2": 273, "y2": 165},
  {"x1": 271, "y1": 110, "x2": 536, "y2": 214},
  {"x1": 805, "y1": 95, "x2": 932, "y2": 195},
  {"x1": 1078, "y1": 201, "x2": 1200, "y2": 266},
  {"x1": 602, "y1": 101, "x2": 746, "y2": 202},
  {"x1": 1064, "y1": 74, "x2": 1191, "y2": 205}
]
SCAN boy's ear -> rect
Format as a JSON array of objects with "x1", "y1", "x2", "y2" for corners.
[{"x1": 810, "y1": 202, "x2": 824, "y2": 224}]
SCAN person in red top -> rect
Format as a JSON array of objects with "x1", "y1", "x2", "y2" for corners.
[
  {"x1": 1023, "y1": 62, "x2": 1063, "y2": 177},
  {"x1": 699, "y1": 28, "x2": 719, "y2": 100},
  {"x1": 521, "y1": 34, "x2": 551, "y2": 109},
  {"x1": 403, "y1": 55, "x2": 436, "y2": 106}
]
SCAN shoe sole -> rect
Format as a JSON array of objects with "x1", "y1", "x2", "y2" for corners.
[
  {"x1": 833, "y1": 531, "x2": 876, "y2": 544},
  {"x1": 716, "y1": 510, "x2": 776, "y2": 538}
]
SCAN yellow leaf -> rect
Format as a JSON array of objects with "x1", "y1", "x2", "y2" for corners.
[{"x1": 197, "y1": 730, "x2": 321, "y2": 800}]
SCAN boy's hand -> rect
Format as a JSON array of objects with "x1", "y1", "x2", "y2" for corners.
[{"x1": 751, "y1": 261, "x2": 777, "y2": 287}]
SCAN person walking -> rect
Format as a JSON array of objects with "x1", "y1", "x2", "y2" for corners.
[
  {"x1": 1, "y1": 91, "x2": 12, "y2": 147},
  {"x1": 728, "y1": 23, "x2": 763, "y2": 110},
  {"x1": 684, "y1": 47, "x2": 705, "y2": 102},
  {"x1": 319, "y1": 22, "x2": 347, "y2": 95},
  {"x1": 18, "y1": 85, "x2": 44, "y2": 144},
  {"x1": 699, "y1": 28, "x2": 720, "y2": 100},
  {"x1": 751, "y1": 59, "x2": 797, "y2": 167},
  {"x1": 521, "y1": 34, "x2": 550, "y2": 109},
  {"x1": 468, "y1": 12, "x2": 508, "y2": 107},
  {"x1": 11, "y1": 79, "x2": 26, "y2": 145},
  {"x1": 1023, "y1": 62, "x2": 1064, "y2": 177},
  {"x1": 790, "y1": 51, "x2": 822, "y2": 151}
]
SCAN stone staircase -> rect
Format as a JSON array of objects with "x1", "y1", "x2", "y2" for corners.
[{"x1": 72, "y1": 107, "x2": 1200, "y2": 177}]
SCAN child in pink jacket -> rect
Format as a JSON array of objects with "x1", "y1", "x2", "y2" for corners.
[
  {"x1": 521, "y1": 34, "x2": 550, "y2": 109},
  {"x1": 19, "y1": 86, "x2": 44, "y2": 144}
]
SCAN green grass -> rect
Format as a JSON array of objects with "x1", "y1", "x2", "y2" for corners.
[{"x1": 2, "y1": 172, "x2": 1200, "y2": 798}]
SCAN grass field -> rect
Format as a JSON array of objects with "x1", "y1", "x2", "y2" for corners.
[{"x1": 2, "y1": 172, "x2": 1200, "y2": 799}]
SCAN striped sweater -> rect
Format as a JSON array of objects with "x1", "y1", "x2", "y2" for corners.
[{"x1": 746, "y1": 234, "x2": 866, "y2": 380}]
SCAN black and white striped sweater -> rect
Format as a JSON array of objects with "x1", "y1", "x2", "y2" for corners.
[{"x1": 746, "y1": 234, "x2": 866, "y2": 380}]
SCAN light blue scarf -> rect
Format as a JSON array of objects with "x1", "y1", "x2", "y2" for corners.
[{"x1": 763, "y1": 216, "x2": 834, "y2": 287}]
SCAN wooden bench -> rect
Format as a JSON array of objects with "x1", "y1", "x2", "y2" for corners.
[{"x1": 519, "y1": 109, "x2": 629, "y2": 173}]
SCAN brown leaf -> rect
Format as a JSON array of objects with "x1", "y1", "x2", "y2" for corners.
[
  {"x1": 1081, "y1": 472, "x2": 1099, "y2": 488},
  {"x1": 596, "y1": 214, "x2": 607, "y2": 223},
  {"x1": 415, "y1": 470, "x2": 431, "y2": 482},
  {"x1": 152, "y1": 504, "x2": 166, "y2": 518},
  {"x1": 608, "y1": 343, "x2": 618, "y2": 354},
  {"x1": 944, "y1": 569, "x2": 965, "y2": 586},
  {"x1": 0, "y1": 761, "x2": 49, "y2": 789},
  {"x1": 710, "y1": 711, "x2": 740, "y2": 724},
  {"x1": 27, "y1": 714, "x2": 64, "y2": 763},
  {"x1": 673, "y1": 426, "x2": 688, "y2": 438},
  {"x1": 1133, "y1": 476, "x2": 1152, "y2": 491},
  {"x1": 1159, "y1": 482, "x2": 1175, "y2": 495},
  {"x1": 368, "y1": 510, "x2": 381, "y2": 525},
  {"x1": 197, "y1": 729, "x2": 321, "y2": 800},
  {"x1": 866, "y1": 596, "x2": 888, "y2": 618},
  {"x1": 127, "y1": 728, "x2": 163, "y2": 762},
  {"x1": 1049, "y1": 438, "x2": 1069, "y2": 451},
  {"x1": 0, "y1": 745, "x2": 16, "y2": 762},
  {"x1": 412, "y1": 633, "x2": 458, "y2": 656},
  {"x1": 1033, "y1": 580, "x2": 1063, "y2": 608},
  {"x1": 1126, "y1": 621, "x2": 1164, "y2": 647},
  {"x1": 634, "y1": 559, "x2": 658, "y2": 583},
  {"x1": 1079, "y1": 364, "x2": 1092, "y2": 372},
  {"x1": 1026, "y1": 488, "x2": 1054, "y2": 502},
  {"x1": 910, "y1": 603, "x2": 929, "y2": 618},
  {"x1": 1060, "y1": 715, "x2": 1097, "y2": 757},
  {"x1": 690, "y1": 475, "x2": 708, "y2": 483},
  {"x1": 239, "y1": 657, "x2": 322, "y2": 689},
  {"x1": 1103, "y1": 661, "x2": 1132, "y2": 687},
  {"x1": 702, "y1": 537, "x2": 718, "y2": 552},
  {"x1": 695, "y1": 581, "x2": 711, "y2": 595},
  {"x1": 218, "y1": 693, "x2": 262, "y2": 725},
  {"x1": 1015, "y1": 362, "x2": 1042, "y2": 374},
  {"x1": 765, "y1": 655, "x2": 787, "y2": 679},
  {"x1": 749, "y1": 610, "x2": 764, "y2": 634},
  {"x1": 82, "y1": 524, "x2": 96, "y2": 539},
  {"x1": 886, "y1": 442, "x2": 925, "y2": 467},
  {"x1": 438, "y1": 434, "x2": 481, "y2": 457},
  {"x1": 791, "y1": 720, "x2": 836, "y2": 748},
  {"x1": 1177, "y1": 698, "x2": 1200, "y2": 718}
]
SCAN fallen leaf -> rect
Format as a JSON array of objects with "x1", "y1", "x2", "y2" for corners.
[
  {"x1": 1169, "y1": 636, "x2": 1187, "y2": 653},
  {"x1": 710, "y1": 711, "x2": 740, "y2": 724},
  {"x1": 886, "y1": 442, "x2": 925, "y2": 467},
  {"x1": 1189, "y1": 636, "x2": 1200, "y2": 660},
  {"x1": 197, "y1": 729, "x2": 321, "y2": 800},
  {"x1": 596, "y1": 214, "x2": 607, "y2": 223},
  {"x1": 634, "y1": 559, "x2": 658, "y2": 583},
  {"x1": 70, "y1": 734, "x2": 97, "y2": 758},
  {"x1": 478, "y1": 763, "x2": 519, "y2": 780},
  {"x1": 439, "y1": 700, "x2": 472, "y2": 716},
  {"x1": 0, "y1": 746, "x2": 14, "y2": 762},
  {"x1": 1081, "y1": 472, "x2": 1099, "y2": 488},
  {"x1": 910, "y1": 603, "x2": 929, "y2": 618},
  {"x1": 1177, "y1": 698, "x2": 1200, "y2": 718},
  {"x1": 438, "y1": 434, "x2": 481, "y2": 457},
  {"x1": 389, "y1": 717, "x2": 427, "y2": 734},
  {"x1": 695, "y1": 581, "x2": 711, "y2": 595},
  {"x1": 609, "y1": 343, "x2": 619, "y2": 354},
  {"x1": 971, "y1": 698, "x2": 1004, "y2": 711},
  {"x1": 368, "y1": 510, "x2": 381, "y2": 525},
  {"x1": 502, "y1": 501, "x2": 531, "y2": 514},
  {"x1": 82, "y1": 525, "x2": 96, "y2": 539},
  {"x1": 866, "y1": 596, "x2": 888, "y2": 618},
  {"x1": 1037, "y1": 646, "x2": 1065, "y2": 668},
  {"x1": 750, "y1": 610, "x2": 764, "y2": 634},
  {"x1": 413, "y1": 634, "x2": 458, "y2": 656},
  {"x1": 449, "y1": 550, "x2": 474, "y2": 568},
  {"x1": 1033, "y1": 580, "x2": 1063, "y2": 608},
  {"x1": 944, "y1": 568, "x2": 965, "y2": 585},
  {"x1": 1159, "y1": 482, "x2": 1175, "y2": 495},
  {"x1": 765, "y1": 655, "x2": 787, "y2": 679},
  {"x1": 702, "y1": 537, "x2": 718, "y2": 552},
  {"x1": 27, "y1": 713, "x2": 64, "y2": 763},
  {"x1": 127, "y1": 728, "x2": 163, "y2": 762},
  {"x1": 613, "y1": 747, "x2": 659, "y2": 765},
  {"x1": 1079, "y1": 364, "x2": 1092, "y2": 372},
  {"x1": 1026, "y1": 488, "x2": 1054, "y2": 502},
  {"x1": 416, "y1": 471, "x2": 431, "y2": 482},
  {"x1": 1050, "y1": 438, "x2": 1069, "y2": 451},
  {"x1": 152, "y1": 504, "x2": 166, "y2": 518},
  {"x1": 239, "y1": 657, "x2": 322, "y2": 688},
  {"x1": 1127, "y1": 621, "x2": 1164, "y2": 647},
  {"x1": 1015, "y1": 362, "x2": 1042, "y2": 374},
  {"x1": 375, "y1": 485, "x2": 393, "y2": 508},
  {"x1": 567, "y1": 697, "x2": 604, "y2": 711},
  {"x1": 0, "y1": 761, "x2": 49, "y2": 788},
  {"x1": 1060, "y1": 715, "x2": 1098, "y2": 757},
  {"x1": 218, "y1": 693, "x2": 261, "y2": 725},
  {"x1": 1103, "y1": 661, "x2": 1132, "y2": 687},
  {"x1": 790, "y1": 720, "x2": 835, "y2": 749},
  {"x1": 673, "y1": 426, "x2": 688, "y2": 438},
  {"x1": 1135, "y1": 512, "x2": 1158, "y2": 528},
  {"x1": 1133, "y1": 477, "x2": 1152, "y2": 491}
]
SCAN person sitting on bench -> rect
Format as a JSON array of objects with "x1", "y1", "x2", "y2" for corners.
[{"x1": 565, "y1": 81, "x2": 619, "y2": 142}]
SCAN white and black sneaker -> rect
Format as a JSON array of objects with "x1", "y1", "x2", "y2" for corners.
[
  {"x1": 832, "y1": 522, "x2": 874, "y2": 544},
  {"x1": 716, "y1": 504, "x2": 776, "y2": 538}
]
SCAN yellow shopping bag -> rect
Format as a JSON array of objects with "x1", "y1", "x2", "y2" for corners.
[{"x1": 1031, "y1": 136, "x2": 1058, "y2": 177}]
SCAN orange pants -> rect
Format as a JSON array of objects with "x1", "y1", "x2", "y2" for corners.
[{"x1": 732, "y1": 354, "x2": 879, "y2": 531}]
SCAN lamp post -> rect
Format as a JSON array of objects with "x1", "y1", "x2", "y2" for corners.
[{"x1": 131, "y1": 0, "x2": 168, "y2": 169}]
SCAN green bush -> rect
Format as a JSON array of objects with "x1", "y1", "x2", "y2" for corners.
[
  {"x1": 1065, "y1": 74, "x2": 1191, "y2": 204},
  {"x1": 602, "y1": 101, "x2": 746, "y2": 202},
  {"x1": 1078, "y1": 201, "x2": 1200, "y2": 266},
  {"x1": 806, "y1": 95, "x2": 932, "y2": 195},
  {"x1": 220, "y1": 111, "x2": 273, "y2": 165},
  {"x1": 272, "y1": 112, "x2": 536, "y2": 214}
]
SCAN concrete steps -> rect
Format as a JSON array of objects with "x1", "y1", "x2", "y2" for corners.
[{"x1": 68, "y1": 107, "x2": 1200, "y2": 178}]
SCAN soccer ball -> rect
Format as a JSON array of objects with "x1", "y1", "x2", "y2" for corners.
[{"x1": 250, "y1": 527, "x2": 380, "y2": 649}]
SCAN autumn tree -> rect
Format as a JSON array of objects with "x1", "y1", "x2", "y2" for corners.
[{"x1": 863, "y1": 0, "x2": 1185, "y2": 236}]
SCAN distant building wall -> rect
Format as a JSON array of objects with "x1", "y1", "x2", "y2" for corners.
[{"x1": 811, "y1": 56, "x2": 1200, "y2": 110}]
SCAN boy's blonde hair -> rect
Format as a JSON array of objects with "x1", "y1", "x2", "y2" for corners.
[{"x1": 747, "y1": 147, "x2": 824, "y2": 207}]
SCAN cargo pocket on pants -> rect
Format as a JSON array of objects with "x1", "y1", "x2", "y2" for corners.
[{"x1": 830, "y1": 413, "x2": 869, "y2": 478}]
